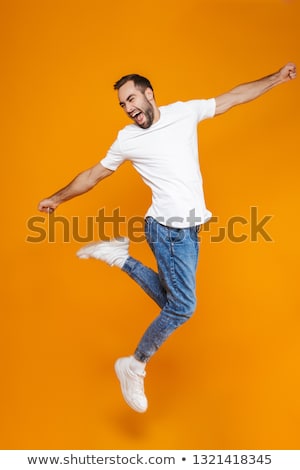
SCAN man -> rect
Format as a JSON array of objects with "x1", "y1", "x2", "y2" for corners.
[{"x1": 38, "y1": 63, "x2": 296, "y2": 413}]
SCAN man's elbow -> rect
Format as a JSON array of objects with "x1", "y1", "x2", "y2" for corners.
[
  {"x1": 215, "y1": 102, "x2": 233, "y2": 115},
  {"x1": 89, "y1": 163, "x2": 114, "y2": 186}
]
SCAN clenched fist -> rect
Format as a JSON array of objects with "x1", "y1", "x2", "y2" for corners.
[
  {"x1": 38, "y1": 198, "x2": 59, "y2": 213},
  {"x1": 279, "y1": 62, "x2": 297, "y2": 83}
]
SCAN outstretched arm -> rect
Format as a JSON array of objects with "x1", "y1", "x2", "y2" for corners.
[
  {"x1": 215, "y1": 62, "x2": 297, "y2": 115},
  {"x1": 38, "y1": 162, "x2": 113, "y2": 213}
]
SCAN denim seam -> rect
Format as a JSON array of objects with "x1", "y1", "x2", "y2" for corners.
[{"x1": 169, "y1": 242, "x2": 178, "y2": 295}]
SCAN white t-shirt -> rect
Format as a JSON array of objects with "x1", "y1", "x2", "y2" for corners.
[{"x1": 100, "y1": 99, "x2": 216, "y2": 228}]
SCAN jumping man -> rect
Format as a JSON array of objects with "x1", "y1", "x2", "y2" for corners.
[{"x1": 38, "y1": 63, "x2": 296, "y2": 413}]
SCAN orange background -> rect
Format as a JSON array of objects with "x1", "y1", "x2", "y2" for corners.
[{"x1": 1, "y1": 0, "x2": 300, "y2": 450}]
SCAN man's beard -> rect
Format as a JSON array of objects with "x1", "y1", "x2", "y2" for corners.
[
  {"x1": 136, "y1": 100, "x2": 155, "y2": 129},
  {"x1": 140, "y1": 106, "x2": 154, "y2": 128}
]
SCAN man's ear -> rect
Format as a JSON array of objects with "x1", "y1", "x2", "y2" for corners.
[{"x1": 145, "y1": 87, "x2": 154, "y2": 101}]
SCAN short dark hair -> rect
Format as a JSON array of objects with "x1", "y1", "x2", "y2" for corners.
[{"x1": 113, "y1": 74, "x2": 153, "y2": 92}]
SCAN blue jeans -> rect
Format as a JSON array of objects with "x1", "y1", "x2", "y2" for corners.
[{"x1": 122, "y1": 217, "x2": 200, "y2": 363}]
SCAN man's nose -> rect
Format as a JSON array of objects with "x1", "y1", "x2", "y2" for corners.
[{"x1": 125, "y1": 102, "x2": 134, "y2": 114}]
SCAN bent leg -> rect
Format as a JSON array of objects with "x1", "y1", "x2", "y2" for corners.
[{"x1": 122, "y1": 256, "x2": 167, "y2": 309}]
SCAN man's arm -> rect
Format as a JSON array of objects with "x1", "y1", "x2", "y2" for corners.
[
  {"x1": 38, "y1": 162, "x2": 113, "y2": 213},
  {"x1": 215, "y1": 62, "x2": 296, "y2": 115}
]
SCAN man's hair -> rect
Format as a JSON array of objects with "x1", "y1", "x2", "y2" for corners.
[{"x1": 113, "y1": 74, "x2": 154, "y2": 92}]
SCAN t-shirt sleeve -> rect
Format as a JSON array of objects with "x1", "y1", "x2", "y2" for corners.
[
  {"x1": 186, "y1": 98, "x2": 216, "y2": 122},
  {"x1": 100, "y1": 137, "x2": 126, "y2": 171}
]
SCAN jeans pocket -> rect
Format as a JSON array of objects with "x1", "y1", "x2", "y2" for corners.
[{"x1": 189, "y1": 226, "x2": 200, "y2": 242}]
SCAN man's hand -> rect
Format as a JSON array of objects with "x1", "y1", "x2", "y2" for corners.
[
  {"x1": 278, "y1": 62, "x2": 297, "y2": 83},
  {"x1": 38, "y1": 198, "x2": 59, "y2": 213}
]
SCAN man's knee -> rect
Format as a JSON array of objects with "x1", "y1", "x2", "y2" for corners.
[
  {"x1": 168, "y1": 293, "x2": 197, "y2": 320},
  {"x1": 182, "y1": 296, "x2": 197, "y2": 318}
]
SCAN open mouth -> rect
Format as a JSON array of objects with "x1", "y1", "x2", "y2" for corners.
[{"x1": 131, "y1": 111, "x2": 144, "y2": 124}]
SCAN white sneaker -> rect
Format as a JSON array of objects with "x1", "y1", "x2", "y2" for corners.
[
  {"x1": 115, "y1": 357, "x2": 148, "y2": 413},
  {"x1": 76, "y1": 237, "x2": 129, "y2": 268}
]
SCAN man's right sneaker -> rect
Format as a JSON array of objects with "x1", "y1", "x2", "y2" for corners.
[
  {"x1": 76, "y1": 237, "x2": 129, "y2": 268},
  {"x1": 114, "y1": 357, "x2": 148, "y2": 413}
]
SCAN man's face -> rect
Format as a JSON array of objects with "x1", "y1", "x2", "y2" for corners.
[{"x1": 118, "y1": 81, "x2": 155, "y2": 129}]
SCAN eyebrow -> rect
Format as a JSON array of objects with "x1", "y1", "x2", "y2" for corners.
[{"x1": 119, "y1": 93, "x2": 136, "y2": 106}]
